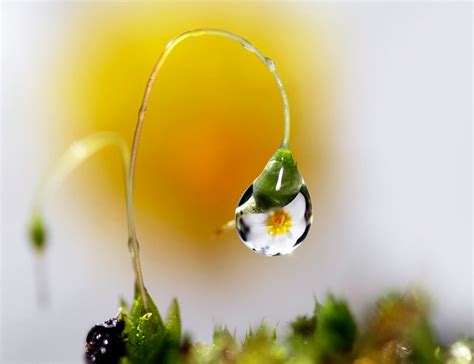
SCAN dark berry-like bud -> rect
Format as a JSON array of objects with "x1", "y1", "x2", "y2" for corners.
[{"x1": 85, "y1": 317, "x2": 125, "y2": 364}]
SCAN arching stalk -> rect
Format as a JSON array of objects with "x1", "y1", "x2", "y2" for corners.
[
  {"x1": 29, "y1": 131, "x2": 148, "y2": 309},
  {"x1": 130, "y1": 30, "x2": 291, "y2": 196},
  {"x1": 128, "y1": 28, "x2": 292, "y2": 281}
]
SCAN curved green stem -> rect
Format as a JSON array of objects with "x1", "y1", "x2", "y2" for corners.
[
  {"x1": 30, "y1": 131, "x2": 148, "y2": 309},
  {"x1": 129, "y1": 29, "x2": 292, "y2": 219}
]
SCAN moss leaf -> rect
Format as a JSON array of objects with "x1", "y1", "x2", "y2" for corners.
[
  {"x1": 125, "y1": 290, "x2": 165, "y2": 363},
  {"x1": 165, "y1": 298, "x2": 181, "y2": 344}
]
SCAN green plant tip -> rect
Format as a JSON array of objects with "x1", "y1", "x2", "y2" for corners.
[
  {"x1": 315, "y1": 297, "x2": 357, "y2": 358},
  {"x1": 29, "y1": 214, "x2": 47, "y2": 252},
  {"x1": 253, "y1": 148, "x2": 303, "y2": 209}
]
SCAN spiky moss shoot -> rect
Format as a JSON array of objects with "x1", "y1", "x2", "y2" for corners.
[
  {"x1": 314, "y1": 296, "x2": 357, "y2": 361},
  {"x1": 290, "y1": 315, "x2": 317, "y2": 339}
]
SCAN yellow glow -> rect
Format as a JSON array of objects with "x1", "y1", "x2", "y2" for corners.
[
  {"x1": 51, "y1": 3, "x2": 334, "y2": 245},
  {"x1": 266, "y1": 209, "x2": 292, "y2": 236}
]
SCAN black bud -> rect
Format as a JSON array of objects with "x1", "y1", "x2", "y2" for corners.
[{"x1": 85, "y1": 317, "x2": 125, "y2": 364}]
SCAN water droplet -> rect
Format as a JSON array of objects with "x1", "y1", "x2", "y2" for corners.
[
  {"x1": 242, "y1": 42, "x2": 253, "y2": 51},
  {"x1": 265, "y1": 57, "x2": 276, "y2": 71},
  {"x1": 235, "y1": 184, "x2": 312, "y2": 256},
  {"x1": 396, "y1": 343, "x2": 411, "y2": 359}
]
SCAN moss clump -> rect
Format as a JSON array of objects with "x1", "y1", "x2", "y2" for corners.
[{"x1": 103, "y1": 290, "x2": 469, "y2": 364}]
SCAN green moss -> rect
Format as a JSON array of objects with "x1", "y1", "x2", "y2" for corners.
[
  {"x1": 114, "y1": 291, "x2": 469, "y2": 364},
  {"x1": 314, "y1": 297, "x2": 357, "y2": 362}
]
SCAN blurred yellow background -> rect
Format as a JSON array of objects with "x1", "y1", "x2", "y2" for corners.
[{"x1": 54, "y1": 3, "x2": 333, "y2": 247}]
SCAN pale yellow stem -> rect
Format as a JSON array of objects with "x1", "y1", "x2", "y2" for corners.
[
  {"x1": 128, "y1": 30, "x2": 291, "y2": 301},
  {"x1": 31, "y1": 131, "x2": 148, "y2": 309}
]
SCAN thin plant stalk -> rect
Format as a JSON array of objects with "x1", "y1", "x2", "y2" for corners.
[
  {"x1": 129, "y1": 28, "x2": 292, "y2": 274},
  {"x1": 34, "y1": 252, "x2": 50, "y2": 308},
  {"x1": 31, "y1": 131, "x2": 148, "y2": 309}
]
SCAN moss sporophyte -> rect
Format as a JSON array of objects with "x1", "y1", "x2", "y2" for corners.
[
  {"x1": 29, "y1": 29, "x2": 312, "y2": 362},
  {"x1": 26, "y1": 28, "x2": 473, "y2": 364}
]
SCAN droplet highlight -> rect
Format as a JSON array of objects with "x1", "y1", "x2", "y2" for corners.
[{"x1": 265, "y1": 57, "x2": 276, "y2": 72}]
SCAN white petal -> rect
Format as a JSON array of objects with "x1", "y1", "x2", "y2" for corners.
[
  {"x1": 267, "y1": 235, "x2": 295, "y2": 255},
  {"x1": 248, "y1": 224, "x2": 269, "y2": 237},
  {"x1": 289, "y1": 216, "x2": 307, "y2": 241},
  {"x1": 246, "y1": 227, "x2": 272, "y2": 248},
  {"x1": 241, "y1": 212, "x2": 267, "y2": 226},
  {"x1": 284, "y1": 192, "x2": 306, "y2": 221}
]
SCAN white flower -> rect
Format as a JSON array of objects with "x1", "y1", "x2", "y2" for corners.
[{"x1": 238, "y1": 192, "x2": 309, "y2": 256}]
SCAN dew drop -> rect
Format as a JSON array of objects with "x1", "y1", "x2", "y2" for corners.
[
  {"x1": 235, "y1": 184, "x2": 312, "y2": 256},
  {"x1": 265, "y1": 57, "x2": 276, "y2": 71},
  {"x1": 242, "y1": 42, "x2": 253, "y2": 51}
]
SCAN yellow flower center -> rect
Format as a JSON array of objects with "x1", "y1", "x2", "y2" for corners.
[{"x1": 266, "y1": 209, "x2": 292, "y2": 236}]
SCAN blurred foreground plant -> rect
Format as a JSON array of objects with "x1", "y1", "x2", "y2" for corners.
[{"x1": 94, "y1": 291, "x2": 470, "y2": 364}]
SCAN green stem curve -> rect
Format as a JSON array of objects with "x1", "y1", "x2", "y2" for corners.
[
  {"x1": 128, "y1": 30, "x2": 292, "y2": 310},
  {"x1": 129, "y1": 28, "x2": 292, "y2": 209}
]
